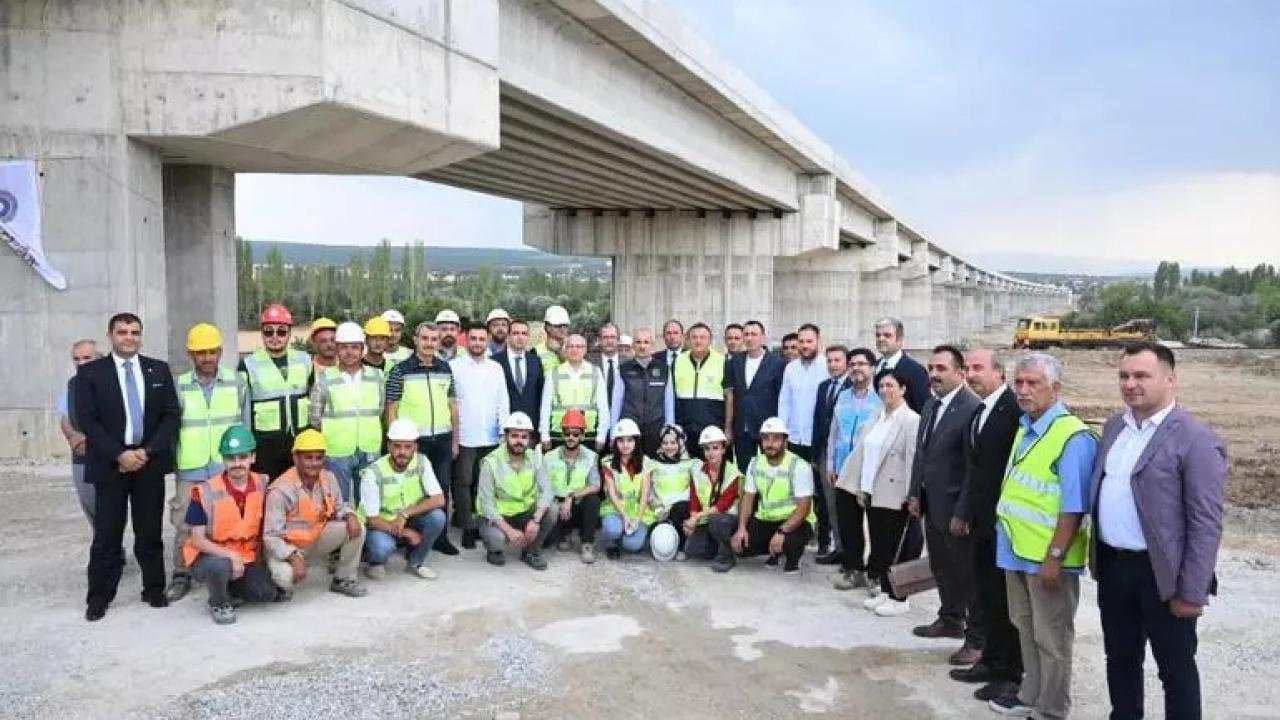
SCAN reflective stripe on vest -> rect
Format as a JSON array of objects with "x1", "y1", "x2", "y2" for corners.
[
  {"x1": 319, "y1": 366, "x2": 384, "y2": 457},
  {"x1": 386, "y1": 346, "x2": 412, "y2": 364},
  {"x1": 549, "y1": 364, "x2": 598, "y2": 439},
  {"x1": 543, "y1": 446, "x2": 597, "y2": 497},
  {"x1": 485, "y1": 446, "x2": 538, "y2": 517},
  {"x1": 996, "y1": 414, "x2": 1093, "y2": 569},
  {"x1": 362, "y1": 454, "x2": 428, "y2": 522},
  {"x1": 750, "y1": 451, "x2": 816, "y2": 525},
  {"x1": 600, "y1": 456, "x2": 656, "y2": 524},
  {"x1": 672, "y1": 351, "x2": 726, "y2": 401},
  {"x1": 534, "y1": 342, "x2": 561, "y2": 375},
  {"x1": 652, "y1": 460, "x2": 692, "y2": 507},
  {"x1": 243, "y1": 348, "x2": 310, "y2": 434},
  {"x1": 271, "y1": 468, "x2": 339, "y2": 548},
  {"x1": 692, "y1": 462, "x2": 742, "y2": 521},
  {"x1": 176, "y1": 368, "x2": 243, "y2": 476},
  {"x1": 181, "y1": 472, "x2": 267, "y2": 566},
  {"x1": 399, "y1": 368, "x2": 452, "y2": 436}
]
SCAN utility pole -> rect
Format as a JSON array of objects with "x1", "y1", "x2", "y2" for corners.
[{"x1": 1192, "y1": 307, "x2": 1200, "y2": 339}]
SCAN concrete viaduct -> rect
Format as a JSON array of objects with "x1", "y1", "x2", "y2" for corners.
[{"x1": 0, "y1": 0, "x2": 1067, "y2": 457}]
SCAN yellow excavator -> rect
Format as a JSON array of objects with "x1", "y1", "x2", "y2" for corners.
[{"x1": 1013, "y1": 316, "x2": 1156, "y2": 349}]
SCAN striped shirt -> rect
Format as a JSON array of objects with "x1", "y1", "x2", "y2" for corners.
[{"x1": 384, "y1": 353, "x2": 455, "y2": 404}]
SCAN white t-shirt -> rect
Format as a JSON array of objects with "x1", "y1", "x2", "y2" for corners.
[
  {"x1": 859, "y1": 417, "x2": 893, "y2": 495},
  {"x1": 359, "y1": 455, "x2": 443, "y2": 518},
  {"x1": 745, "y1": 456, "x2": 815, "y2": 497},
  {"x1": 744, "y1": 352, "x2": 764, "y2": 387}
]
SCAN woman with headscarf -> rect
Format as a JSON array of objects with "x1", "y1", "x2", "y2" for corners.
[{"x1": 649, "y1": 424, "x2": 694, "y2": 558}]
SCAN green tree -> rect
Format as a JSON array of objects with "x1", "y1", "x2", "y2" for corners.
[{"x1": 262, "y1": 247, "x2": 287, "y2": 305}]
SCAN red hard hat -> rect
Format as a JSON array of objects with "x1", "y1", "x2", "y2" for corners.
[
  {"x1": 560, "y1": 409, "x2": 587, "y2": 430},
  {"x1": 260, "y1": 304, "x2": 293, "y2": 326}
]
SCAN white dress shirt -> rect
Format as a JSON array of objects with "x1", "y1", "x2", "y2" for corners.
[
  {"x1": 778, "y1": 357, "x2": 828, "y2": 446},
  {"x1": 876, "y1": 350, "x2": 904, "y2": 374},
  {"x1": 113, "y1": 352, "x2": 146, "y2": 445},
  {"x1": 539, "y1": 360, "x2": 611, "y2": 444},
  {"x1": 1098, "y1": 403, "x2": 1175, "y2": 550},
  {"x1": 449, "y1": 353, "x2": 510, "y2": 447},
  {"x1": 599, "y1": 352, "x2": 624, "y2": 430},
  {"x1": 931, "y1": 384, "x2": 963, "y2": 430},
  {"x1": 976, "y1": 384, "x2": 1008, "y2": 433}
]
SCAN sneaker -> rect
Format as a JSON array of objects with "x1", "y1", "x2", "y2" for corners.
[
  {"x1": 711, "y1": 556, "x2": 736, "y2": 573},
  {"x1": 209, "y1": 603, "x2": 237, "y2": 625},
  {"x1": 164, "y1": 573, "x2": 192, "y2": 602},
  {"x1": 833, "y1": 570, "x2": 868, "y2": 591},
  {"x1": 975, "y1": 681, "x2": 1020, "y2": 703},
  {"x1": 522, "y1": 551, "x2": 548, "y2": 571},
  {"x1": 765, "y1": 554, "x2": 780, "y2": 567},
  {"x1": 408, "y1": 564, "x2": 438, "y2": 580},
  {"x1": 329, "y1": 577, "x2": 368, "y2": 598},
  {"x1": 364, "y1": 564, "x2": 386, "y2": 581},
  {"x1": 863, "y1": 594, "x2": 887, "y2": 610},
  {"x1": 556, "y1": 538, "x2": 573, "y2": 552},
  {"x1": 866, "y1": 583, "x2": 882, "y2": 599},
  {"x1": 675, "y1": 550, "x2": 688, "y2": 562},
  {"x1": 486, "y1": 550, "x2": 506, "y2": 567},
  {"x1": 580, "y1": 544, "x2": 597, "y2": 564},
  {"x1": 988, "y1": 695, "x2": 1033, "y2": 717},
  {"x1": 783, "y1": 561, "x2": 801, "y2": 574},
  {"x1": 874, "y1": 598, "x2": 910, "y2": 617}
]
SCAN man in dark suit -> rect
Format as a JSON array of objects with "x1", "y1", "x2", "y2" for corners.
[
  {"x1": 587, "y1": 322, "x2": 625, "y2": 443},
  {"x1": 873, "y1": 317, "x2": 931, "y2": 413},
  {"x1": 908, "y1": 344, "x2": 981, "y2": 656},
  {"x1": 76, "y1": 312, "x2": 181, "y2": 621},
  {"x1": 492, "y1": 319, "x2": 544, "y2": 432},
  {"x1": 950, "y1": 348, "x2": 1024, "y2": 702},
  {"x1": 723, "y1": 320, "x2": 786, "y2": 472},
  {"x1": 811, "y1": 345, "x2": 852, "y2": 562}
]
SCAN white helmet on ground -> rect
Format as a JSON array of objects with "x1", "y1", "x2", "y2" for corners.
[
  {"x1": 650, "y1": 523, "x2": 679, "y2": 561},
  {"x1": 334, "y1": 322, "x2": 365, "y2": 344},
  {"x1": 544, "y1": 305, "x2": 570, "y2": 326},
  {"x1": 387, "y1": 419, "x2": 419, "y2": 442},
  {"x1": 503, "y1": 412, "x2": 535, "y2": 432},
  {"x1": 435, "y1": 309, "x2": 461, "y2": 324},
  {"x1": 758, "y1": 417, "x2": 789, "y2": 436},
  {"x1": 612, "y1": 418, "x2": 642, "y2": 439},
  {"x1": 381, "y1": 309, "x2": 405, "y2": 325},
  {"x1": 698, "y1": 426, "x2": 728, "y2": 446}
]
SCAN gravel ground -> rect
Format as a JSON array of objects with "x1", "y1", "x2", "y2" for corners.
[{"x1": 3, "y1": 462, "x2": 1279, "y2": 719}]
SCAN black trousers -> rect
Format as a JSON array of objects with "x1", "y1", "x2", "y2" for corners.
[
  {"x1": 925, "y1": 512, "x2": 983, "y2": 646},
  {"x1": 973, "y1": 531, "x2": 1022, "y2": 681},
  {"x1": 735, "y1": 516, "x2": 812, "y2": 570},
  {"x1": 787, "y1": 443, "x2": 830, "y2": 547},
  {"x1": 87, "y1": 467, "x2": 167, "y2": 604},
  {"x1": 416, "y1": 434, "x2": 453, "y2": 511},
  {"x1": 733, "y1": 434, "x2": 758, "y2": 474},
  {"x1": 866, "y1": 506, "x2": 923, "y2": 601},
  {"x1": 252, "y1": 434, "x2": 295, "y2": 480},
  {"x1": 191, "y1": 555, "x2": 278, "y2": 606},
  {"x1": 1098, "y1": 543, "x2": 1202, "y2": 720},
  {"x1": 548, "y1": 493, "x2": 601, "y2": 545},
  {"x1": 834, "y1": 487, "x2": 867, "y2": 572},
  {"x1": 666, "y1": 500, "x2": 691, "y2": 549},
  {"x1": 690, "y1": 513, "x2": 737, "y2": 561},
  {"x1": 637, "y1": 418, "x2": 665, "y2": 459}
]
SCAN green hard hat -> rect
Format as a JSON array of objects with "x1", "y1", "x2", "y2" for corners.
[{"x1": 218, "y1": 425, "x2": 257, "y2": 456}]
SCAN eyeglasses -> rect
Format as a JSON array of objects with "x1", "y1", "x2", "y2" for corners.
[
  {"x1": 849, "y1": 360, "x2": 871, "y2": 367},
  {"x1": 262, "y1": 327, "x2": 290, "y2": 338},
  {"x1": 563, "y1": 430, "x2": 584, "y2": 438}
]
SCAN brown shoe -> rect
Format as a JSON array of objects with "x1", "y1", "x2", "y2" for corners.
[
  {"x1": 912, "y1": 618, "x2": 965, "y2": 639},
  {"x1": 949, "y1": 646, "x2": 983, "y2": 666}
]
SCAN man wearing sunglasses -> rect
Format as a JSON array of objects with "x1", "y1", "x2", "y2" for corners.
[
  {"x1": 238, "y1": 304, "x2": 311, "y2": 479},
  {"x1": 538, "y1": 410, "x2": 601, "y2": 564}
]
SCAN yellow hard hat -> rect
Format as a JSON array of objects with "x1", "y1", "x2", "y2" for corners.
[
  {"x1": 363, "y1": 316, "x2": 392, "y2": 338},
  {"x1": 186, "y1": 323, "x2": 222, "y2": 352},
  {"x1": 292, "y1": 429, "x2": 328, "y2": 453},
  {"x1": 310, "y1": 317, "x2": 337, "y2": 336}
]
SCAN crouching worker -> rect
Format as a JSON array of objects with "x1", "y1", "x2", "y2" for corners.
[
  {"x1": 359, "y1": 419, "x2": 447, "y2": 581},
  {"x1": 539, "y1": 409, "x2": 602, "y2": 564},
  {"x1": 182, "y1": 426, "x2": 279, "y2": 624},
  {"x1": 684, "y1": 426, "x2": 742, "y2": 572},
  {"x1": 600, "y1": 419, "x2": 655, "y2": 559},
  {"x1": 650, "y1": 424, "x2": 693, "y2": 558},
  {"x1": 730, "y1": 417, "x2": 816, "y2": 573},
  {"x1": 264, "y1": 429, "x2": 368, "y2": 599},
  {"x1": 478, "y1": 412, "x2": 555, "y2": 570}
]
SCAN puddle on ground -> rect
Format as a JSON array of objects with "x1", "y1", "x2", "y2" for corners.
[{"x1": 531, "y1": 613, "x2": 643, "y2": 654}]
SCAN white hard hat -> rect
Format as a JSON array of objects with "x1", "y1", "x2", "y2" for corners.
[
  {"x1": 698, "y1": 426, "x2": 728, "y2": 446},
  {"x1": 334, "y1": 321, "x2": 365, "y2": 344},
  {"x1": 503, "y1": 412, "x2": 535, "y2": 432},
  {"x1": 650, "y1": 523, "x2": 679, "y2": 562},
  {"x1": 612, "y1": 418, "x2": 642, "y2": 439},
  {"x1": 435, "y1": 309, "x2": 460, "y2": 324},
  {"x1": 381, "y1": 309, "x2": 405, "y2": 325},
  {"x1": 386, "y1": 418, "x2": 419, "y2": 442},
  {"x1": 619, "y1": 334, "x2": 633, "y2": 346},
  {"x1": 486, "y1": 308, "x2": 511, "y2": 324},
  {"x1": 544, "y1": 305, "x2": 570, "y2": 326},
  {"x1": 759, "y1": 417, "x2": 789, "y2": 436}
]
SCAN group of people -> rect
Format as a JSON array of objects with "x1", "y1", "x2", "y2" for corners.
[{"x1": 61, "y1": 303, "x2": 1225, "y2": 719}]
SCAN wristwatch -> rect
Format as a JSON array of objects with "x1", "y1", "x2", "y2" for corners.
[{"x1": 1047, "y1": 547, "x2": 1065, "y2": 561}]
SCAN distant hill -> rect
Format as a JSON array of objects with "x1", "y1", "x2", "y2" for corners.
[{"x1": 244, "y1": 239, "x2": 610, "y2": 273}]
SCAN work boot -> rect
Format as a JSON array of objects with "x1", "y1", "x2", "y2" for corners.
[
  {"x1": 164, "y1": 573, "x2": 191, "y2": 602},
  {"x1": 522, "y1": 551, "x2": 548, "y2": 571},
  {"x1": 328, "y1": 577, "x2": 368, "y2": 598},
  {"x1": 435, "y1": 534, "x2": 461, "y2": 556},
  {"x1": 209, "y1": 603, "x2": 237, "y2": 625},
  {"x1": 461, "y1": 528, "x2": 478, "y2": 550},
  {"x1": 364, "y1": 564, "x2": 386, "y2": 581},
  {"x1": 326, "y1": 550, "x2": 339, "y2": 575},
  {"x1": 815, "y1": 549, "x2": 841, "y2": 565},
  {"x1": 580, "y1": 544, "x2": 597, "y2": 564},
  {"x1": 486, "y1": 550, "x2": 506, "y2": 566},
  {"x1": 833, "y1": 570, "x2": 868, "y2": 591},
  {"x1": 765, "y1": 554, "x2": 779, "y2": 567},
  {"x1": 711, "y1": 556, "x2": 736, "y2": 573},
  {"x1": 556, "y1": 537, "x2": 573, "y2": 553}
]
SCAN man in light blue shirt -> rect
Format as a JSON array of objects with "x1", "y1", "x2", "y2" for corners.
[{"x1": 777, "y1": 324, "x2": 827, "y2": 459}]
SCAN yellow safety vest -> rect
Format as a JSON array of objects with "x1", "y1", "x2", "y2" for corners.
[
  {"x1": 534, "y1": 342, "x2": 561, "y2": 375},
  {"x1": 398, "y1": 361, "x2": 453, "y2": 437},
  {"x1": 542, "y1": 446, "x2": 598, "y2": 497},
  {"x1": 601, "y1": 456, "x2": 656, "y2": 524},
  {"x1": 672, "y1": 350, "x2": 725, "y2": 401},
  {"x1": 484, "y1": 446, "x2": 539, "y2": 517},
  {"x1": 176, "y1": 368, "x2": 243, "y2": 479},
  {"x1": 318, "y1": 366, "x2": 384, "y2": 458},
  {"x1": 651, "y1": 459, "x2": 693, "y2": 508},
  {"x1": 386, "y1": 346, "x2": 412, "y2": 365},
  {"x1": 242, "y1": 348, "x2": 310, "y2": 435},
  {"x1": 692, "y1": 461, "x2": 743, "y2": 522},
  {"x1": 358, "y1": 454, "x2": 429, "y2": 523},
  {"x1": 997, "y1": 414, "x2": 1094, "y2": 569},
  {"x1": 549, "y1": 363, "x2": 599, "y2": 439},
  {"x1": 750, "y1": 451, "x2": 816, "y2": 525}
]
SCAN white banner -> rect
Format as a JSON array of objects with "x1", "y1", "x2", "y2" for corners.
[{"x1": 1, "y1": 159, "x2": 66, "y2": 290}]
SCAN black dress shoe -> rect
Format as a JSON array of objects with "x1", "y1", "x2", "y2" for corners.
[
  {"x1": 814, "y1": 551, "x2": 844, "y2": 565},
  {"x1": 434, "y1": 535, "x2": 460, "y2": 556},
  {"x1": 950, "y1": 662, "x2": 997, "y2": 684},
  {"x1": 143, "y1": 591, "x2": 169, "y2": 609},
  {"x1": 912, "y1": 618, "x2": 965, "y2": 639},
  {"x1": 85, "y1": 600, "x2": 108, "y2": 622},
  {"x1": 974, "y1": 680, "x2": 1019, "y2": 702}
]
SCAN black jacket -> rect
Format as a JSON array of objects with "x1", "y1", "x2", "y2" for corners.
[
  {"x1": 879, "y1": 353, "x2": 932, "y2": 415},
  {"x1": 724, "y1": 350, "x2": 786, "y2": 437},
  {"x1": 811, "y1": 375, "x2": 852, "y2": 460},
  {"x1": 956, "y1": 386, "x2": 1021, "y2": 536},
  {"x1": 492, "y1": 349, "x2": 544, "y2": 431},
  {"x1": 908, "y1": 386, "x2": 981, "y2": 529},
  {"x1": 75, "y1": 354, "x2": 181, "y2": 482}
]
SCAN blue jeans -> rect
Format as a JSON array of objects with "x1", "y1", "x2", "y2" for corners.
[
  {"x1": 364, "y1": 509, "x2": 447, "y2": 567},
  {"x1": 600, "y1": 514, "x2": 648, "y2": 553},
  {"x1": 326, "y1": 452, "x2": 376, "y2": 505}
]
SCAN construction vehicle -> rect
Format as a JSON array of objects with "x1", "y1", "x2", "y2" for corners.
[{"x1": 1013, "y1": 316, "x2": 1156, "y2": 349}]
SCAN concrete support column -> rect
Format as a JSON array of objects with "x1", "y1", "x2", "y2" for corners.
[
  {"x1": 960, "y1": 286, "x2": 980, "y2": 340},
  {"x1": 774, "y1": 250, "x2": 862, "y2": 345},
  {"x1": 853, "y1": 220, "x2": 902, "y2": 347},
  {"x1": 900, "y1": 239, "x2": 933, "y2": 348},
  {"x1": 930, "y1": 281, "x2": 951, "y2": 346},
  {"x1": 163, "y1": 166, "x2": 237, "y2": 369},
  {"x1": 945, "y1": 285, "x2": 964, "y2": 343},
  {"x1": 982, "y1": 289, "x2": 997, "y2": 327}
]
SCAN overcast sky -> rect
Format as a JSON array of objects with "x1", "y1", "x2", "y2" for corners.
[{"x1": 236, "y1": 0, "x2": 1279, "y2": 273}]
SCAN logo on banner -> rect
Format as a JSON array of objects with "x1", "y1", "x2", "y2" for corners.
[{"x1": 1, "y1": 160, "x2": 66, "y2": 290}]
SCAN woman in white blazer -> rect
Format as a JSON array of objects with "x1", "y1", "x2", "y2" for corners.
[{"x1": 835, "y1": 367, "x2": 922, "y2": 616}]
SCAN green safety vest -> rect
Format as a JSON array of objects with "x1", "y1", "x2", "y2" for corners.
[
  {"x1": 692, "y1": 461, "x2": 743, "y2": 523},
  {"x1": 651, "y1": 459, "x2": 693, "y2": 507},
  {"x1": 672, "y1": 350, "x2": 726, "y2": 401},
  {"x1": 534, "y1": 342, "x2": 561, "y2": 375},
  {"x1": 359, "y1": 454, "x2": 429, "y2": 523},
  {"x1": 997, "y1": 414, "x2": 1094, "y2": 569},
  {"x1": 242, "y1": 348, "x2": 310, "y2": 435},
  {"x1": 318, "y1": 366, "x2": 384, "y2": 458},
  {"x1": 542, "y1": 446, "x2": 598, "y2": 497},
  {"x1": 398, "y1": 362, "x2": 453, "y2": 437},
  {"x1": 386, "y1": 346, "x2": 412, "y2": 365},
  {"x1": 484, "y1": 446, "x2": 539, "y2": 517},
  {"x1": 176, "y1": 368, "x2": 243, "y2": 477},
  {"x1": 549, "y1": 363, "x2": 599, "y2": 439},
  {"x1": 750, "y1": 451, "x2": 816, "y2": 524},
  {"x1": 601, "y1": 456, "x2": 656, "y2": 524}
]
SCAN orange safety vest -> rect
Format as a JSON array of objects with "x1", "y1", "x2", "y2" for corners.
[
  {"x1": 181, "y1": 473, "x2": 267, "y2": 566},
  {"x1": 270, "y1": 467, "x2": 339, "y2": 549}
]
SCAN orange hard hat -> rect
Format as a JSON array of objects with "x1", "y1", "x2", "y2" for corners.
[
  {"x1": 260, "y1": 304, "x2": 293, "y2": 326},
  {"x1": 560, "y1": 409, "x2": 587, "y2": 430}
]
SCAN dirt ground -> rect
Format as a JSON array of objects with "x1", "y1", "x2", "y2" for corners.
[{"x1": 3, "y1": 347, "x2": 1279, "y2": 719}]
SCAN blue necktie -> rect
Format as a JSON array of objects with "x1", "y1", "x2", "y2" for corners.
[{"x1": 123, "y1": 360, "x2": 144, "y2": 445}]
